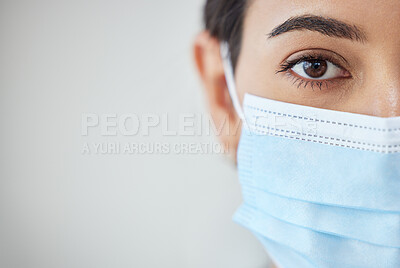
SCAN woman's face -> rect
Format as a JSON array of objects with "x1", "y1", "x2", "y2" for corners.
[{"x1": 194, "y1": 0, "x2": 400, "y2": 153}]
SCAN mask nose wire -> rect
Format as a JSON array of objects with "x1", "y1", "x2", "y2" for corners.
[{"x1": 220, "y1": 42, "x2": 245, "y2": 121}]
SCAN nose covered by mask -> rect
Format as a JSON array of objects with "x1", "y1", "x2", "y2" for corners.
[{"x1": 220, "y1": 43, "x2": 400, "y2": 268}]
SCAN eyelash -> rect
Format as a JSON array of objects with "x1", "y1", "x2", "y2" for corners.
[{"x1": 276, "y1": 53, "x2": 346, "y2": 90}]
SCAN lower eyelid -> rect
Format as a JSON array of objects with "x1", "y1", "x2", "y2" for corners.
[{"x1": 284, "y1": 70, "x2": 347, "y2": 90}]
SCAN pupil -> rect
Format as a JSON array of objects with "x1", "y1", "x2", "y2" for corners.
[
  {"x1": 313, "y1": 62, "x2": 321, "y2": 69},
  {"x1": 303, "y1": 60, "x2": 327, "y2": 78}
]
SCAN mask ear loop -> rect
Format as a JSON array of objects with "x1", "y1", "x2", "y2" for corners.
[{"x1": 220, "y1": 42, "x2": 245, "y2": 121}]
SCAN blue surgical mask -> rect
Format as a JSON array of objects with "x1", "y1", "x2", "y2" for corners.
[{"x1": 220, "y1": 43, "x2": 400, "y2": 268}]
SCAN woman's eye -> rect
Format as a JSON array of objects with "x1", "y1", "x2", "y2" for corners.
[{"x1": 291, "y1": 60, "x2": 348, "y2": 80}]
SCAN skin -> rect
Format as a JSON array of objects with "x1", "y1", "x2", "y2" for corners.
[{"x1": 194, "y1": 0, "x2": 400, "y2": 159}]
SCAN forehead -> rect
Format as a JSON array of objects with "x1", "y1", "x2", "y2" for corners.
[{"x1": 245, "y1": 0, "x2": 400, "y2": 43}]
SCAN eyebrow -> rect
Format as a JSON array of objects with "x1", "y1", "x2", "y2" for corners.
[{"x1": 267, "y1": 14, "x2": 367, "y2": 42}]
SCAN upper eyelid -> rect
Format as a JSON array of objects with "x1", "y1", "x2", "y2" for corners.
[
  {"x1": 288, "y1": 55, "x2": 344, "y2": 69},
  {"x1": 280, "y1": 48, "x2": 350, "y2": 67}
]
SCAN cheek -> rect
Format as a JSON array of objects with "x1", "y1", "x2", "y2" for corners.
[
  {"x1": 234, "y1": 50, "x2": 278, "y2": 102},
  {"x1": 234, "y1": 52, "x2": 322, "y2": 107}
]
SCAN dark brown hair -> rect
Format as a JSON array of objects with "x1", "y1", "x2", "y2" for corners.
[{"x1": 204, "y1": 0, "x2": 248, "y2": 72}]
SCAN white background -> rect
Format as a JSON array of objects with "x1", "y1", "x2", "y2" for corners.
[{"x1": 0, "y1": 0, "x2": 271, "y2": 267}]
